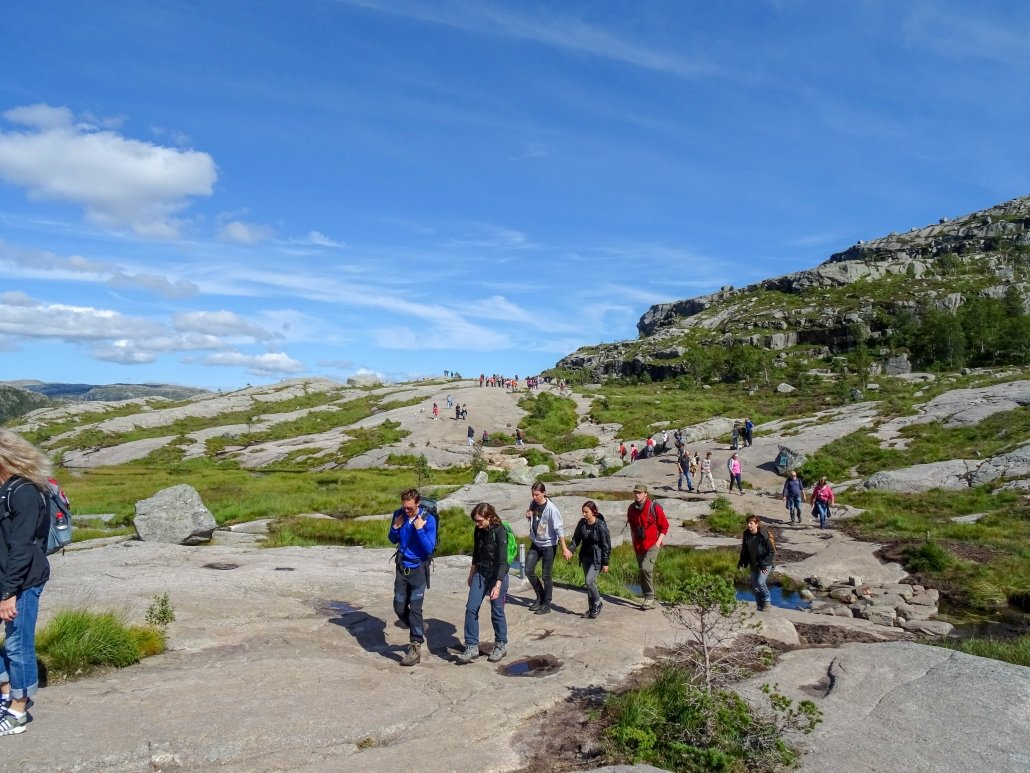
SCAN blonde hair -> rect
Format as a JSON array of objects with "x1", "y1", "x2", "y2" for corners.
[{"x1": 0, "y1": 429, "x2": 53, "y2": 491}]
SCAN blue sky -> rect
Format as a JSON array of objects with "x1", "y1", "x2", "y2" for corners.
[{"x1": 1, "y1": 1, "x2": 1028, "y2": 390}]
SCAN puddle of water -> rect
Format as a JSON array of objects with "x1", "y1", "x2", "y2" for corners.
[
  {"x1": 937, "y1": 602, "x2": 1030, "y2": 639},
  {"x1": 203, "y1": 562, "x2": 240, "y2": 570},
  {"x1": 502, "y1": 654, "x2": 562, "y2": 677},
  {"x1": 625, "y1": 582, "x2": 642, "y2": 596},
  {"x1": 736, "y1": 584, "x2": 812, "y2": 610},
  {"x1": 314, "y1": 599, "x2": 362, "y2": 616}
]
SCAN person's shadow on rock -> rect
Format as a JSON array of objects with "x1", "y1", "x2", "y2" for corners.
[
  {"x1": 329, "y1": 611, "x2": 400, "y2": 663},
  {"x1": 424, "y1": 617, "x2": 461, "y2": 659}
]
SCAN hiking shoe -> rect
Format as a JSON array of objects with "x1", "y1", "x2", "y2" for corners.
[
  {"x1": 534, "y1": 603, "x2": 552, "y2": 615},
  {"x1": 0, "y1": 710, "x2": 27, "y2": 736},
  {"x1": 587, "y1": 601, "x2": 603, "y2": 619},
  {"x1": 487, "y1": 643, "x2": 507, "y2": 663},
  {"x1": 527, "y1": 600, "x2": 542, "y2": 612},
  {"x1": 400, "y1": 642, "x2": 422, "y2": 667},
  {"x1": 641, "y1": 598, "x2": 656, "y2": 610},
  {"x1": 456, "y1": 644, "x2": 479, "y2": 664}
]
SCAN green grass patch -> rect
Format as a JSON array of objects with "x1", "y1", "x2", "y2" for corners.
[
  {"x1": 841, "y1": 488, "x2": 1030, "y2": 611},
  {"x1": 927, "y1": 634, "x2": 1030, "y2": 667},
  {"x1": 34, "y1": 609, "x2": 166, "y2": 680},
  {"x1": 58, "y1": 457, "x2": 478, "y2": 524},
  {"x1": 518, "y1": 392, "x2": 598, "y2": 453}
]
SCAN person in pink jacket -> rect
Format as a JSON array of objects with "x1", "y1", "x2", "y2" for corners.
[
  {"x1": 810, "y1": 477, "x2": 835, "y2": 529},
  {"x1": 726, "y1": 453, "x2": 743, "y2": 495}
]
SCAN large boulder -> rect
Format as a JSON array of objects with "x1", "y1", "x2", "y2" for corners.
[
  {"x1": 506, "y1": 464, "x2": 551, "y2": 486},
  {"x1": 968, "y1": 443, "x2": 1030, "y2": 487},
  {"x1": 775, "y1": 445, "x2": 807, "y2": 474},
  {"x1": 862, "y1": 460, "x2": 975, "y2": 492},
  {"x1": 134, "y1": 484, "x2": 218, "y2": 545}
]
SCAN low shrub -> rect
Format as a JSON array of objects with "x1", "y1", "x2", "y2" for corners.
[{"x1": 928, "y1": 634, "x2": 1030, "y2": 667}]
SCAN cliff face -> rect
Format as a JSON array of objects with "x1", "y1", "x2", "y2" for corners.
[{"x1": 556, "y1": 195, "x2": 1030, "y2": 381}]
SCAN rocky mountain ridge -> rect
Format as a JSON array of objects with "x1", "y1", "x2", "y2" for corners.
[{"x1": 557, "y1": 195, "x2": 1029, "y2": 382}]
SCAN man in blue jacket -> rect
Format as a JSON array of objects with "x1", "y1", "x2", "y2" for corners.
[{"x1": 388, "y1": 489, "x2": 437, "y2": 667}]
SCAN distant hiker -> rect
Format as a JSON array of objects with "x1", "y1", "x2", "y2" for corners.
[
  {"x1": 515, "y1": 428, "x2": 525, "y2": 446},
  {"x1": 455, "y1": 403, "x2": 460, "y2": 420},
  {"x1": 432, "y1": 402, "x2": 439, "y2": 420},
  {"x1": 698, "y1": 451, "x2": 716, "y2": 493},
  {"x1": 660, "y1": 429, "x2": 669, "y2": 454},
  {"x1": 479, "y1": 374, "x2": 484, "y2": 387},
  {"x1": 782, "y1": 470, "x2": 805, "y2": 525},
  {"x1": 626, "y1": 483, "x2": 668, "y2": 610},
  {"x1": 460, "y1": 404, "x2": 468, "y2": 420},
  {"x1": 467, "y1": 425, "x2": 475, "y2": 447},
  {"x1": 730, "y1": 423, "x2": 740, "y2": 451},
  {"x1": 810, "y1": 477, "x2": 836, "y2": 529},
  {"x1": 446, "y1": 395, "x2": 453, "y2": 408},
  {"x1": 744, "y1": 417, "x2": 754, "y2": 447},
  {"x1": 618, "y1": 442, "x2": 627, "y2": 462},
  {"x1": 565, "y1": 501, "x2": 611, "y2": 619},
  {"x1": 481, "y1": 429, "x2": 490, "y2": 445},
  {"x1": 676, "y1": 451, "x2": 694, "y2": 492},
  {"x1": 645, "y1": 436, "x2": 656, "y2": 456},
  {"x1": 727, "y1": 452, "x2": 744, "y2": 496},
  {"x1": 673, "y1": 430, "x2": 684, "y2": 453},
  {"x1": 523, "y1": 483, "x2": 570, "y2": 615},
  {"x1": 456, "y1": 503, "x2": 509, "y2": 665},
  {"x1": 0, "y1": 430, "x2": 52, "y2": 735},
  {"x1": 737, "y1": 515, "x2": 775, "y2": 612},
  {"x1": 629, "y1": 444, "x2": 638, "y2": 462},
  {"x1": 388, "y1": 489, "x2": 437, "y2": 667}
]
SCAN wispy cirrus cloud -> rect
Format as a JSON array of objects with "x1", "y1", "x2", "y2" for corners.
[
  {"x1": 0, "y1": 104, "x2": 216, "y2": 238},
  {"x1": 220, "y1": 220, "x2": 276, "y2": 245},
  {"x1": 338, "y1": 0, "x2": 723, "y2": 81}
]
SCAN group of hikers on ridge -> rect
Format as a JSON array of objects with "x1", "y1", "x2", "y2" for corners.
[{"x1": 387, "y1": 481, "x2": 673, "y2": 667}]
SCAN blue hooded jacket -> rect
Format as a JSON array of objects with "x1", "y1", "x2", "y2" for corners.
[{"x1": 388, "y1": 506, "x2": 437, "y2": 568}]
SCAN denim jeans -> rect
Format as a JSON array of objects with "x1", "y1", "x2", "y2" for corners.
[
  {"x1": 393, "y1": 564, "x2": 427, "y2": 644},
  {"x1": 751, "y1": 567, "x2": 771, "y2": 609},
  {"x1": 525, "y1": 544, "x2": 555, "y2": 603},
  {"x1": 729, "y1": 473, "x2": 743, "y2": 493},
  {"x1": 0, "y1": 583, "x2": 45, "y2": 700},
  {"x1": 678, "y1": 470, "x2": 694, "y2": 491},
  {"x1": 814, "y1": 500, "x2": 830, "y2": 529},
  {"x1": 786, "y1": 494, "x2": 802, "y2": 522},
  {"x1": 464, "y1": 570, "x2": 508, "y2": 647},
  {"x1": 583, "y1": 563, "x2": 601, "y2": 608}
]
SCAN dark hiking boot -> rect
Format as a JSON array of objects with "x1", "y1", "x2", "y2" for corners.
[
  {"x1": 534, "y1": 603, "x2": 552, "y2": 615},
  {"x1": 527, "y1": 599, "x2": 542, "y2": 612},
  {"x1": 587, "y1": 601, "x2": 603, "y2": 619},
  {"x1": 400, "y1": 642, "x2": 422, "y2": 667}
]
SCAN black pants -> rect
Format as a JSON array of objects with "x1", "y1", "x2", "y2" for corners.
[
  {"x1": 393, "y1": 564, "x2": 427, "y2": 644},
  {"x1": 525, "y1": 544, "x2": 556, "y2": 603}
]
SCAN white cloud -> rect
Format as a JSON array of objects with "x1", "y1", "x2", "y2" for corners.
[
  {"x1": 107, "y1": 271, "x2": 199, "y2": 299},
  {"x1": 0, "y1": 297, "x2": 165, "y2": 341},
  {"x1": 220, "y1": 220, "x2": 275, "y2": 244},
  {"x1": 0, "y1": 104, "x2": 216, "y2": 238},
  {"x1": 0, "y1": 291, "x2": 36, "y2": 307},
  {"x1": 200, "y1": 350, "x2": 305, "y2": 376},
  {"x1": 305, "y1": 230, "x2": 345, "y2": 248},
  {"x1": 92, "y1": 340, "x2": 159, "y2": 364},
  {"x1": 172, "y1": 310, "x2": 277, "y2": 341}
]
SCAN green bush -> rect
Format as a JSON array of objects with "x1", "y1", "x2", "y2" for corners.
[
  {"x1": 34, "y1": 609, "x2": 166, "y2": 680},
  {"x1": 903, "y1": 540, "x2": 953, "y2": 573},
  {"x1": 703, "y1": 496, "x2": 745, "y2": 536}
]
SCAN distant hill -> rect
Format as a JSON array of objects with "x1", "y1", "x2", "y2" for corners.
[
  {"x1": 2, "y1": 382, "x2": 211, "y2": 402},
  {"x1": 0, "y1": 385, "x2": 56, "y2": 425},
  {"x1": 554, "y1": 194, "x2": 1030, "y2": 383}
]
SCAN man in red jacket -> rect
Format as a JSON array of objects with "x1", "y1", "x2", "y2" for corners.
[{"x1": 626, "y1": 483, "x2": 669, "y2": 610}]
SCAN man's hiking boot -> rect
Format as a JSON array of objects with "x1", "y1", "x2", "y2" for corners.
[
  {"x1": 0, "y1": 709, "x2": 28, "y2": 736},
  {"x1": 587, "y1": 601, "x2": 603, "y2": 619},
  {"x1": 534, "y1": 603, "x2": 552, "y2": 615},
  {"x1": 641, "y1": 598, "x2": 656, "y2": 611},
  {"x1": 487, "y1": 643, "x2": 507, "y2": 663},
  {"x1": 456, "y1": 644, "x2": 479, "y2": 664},
  {"x1": 527, "y1": 599, "x2": 542, "y2": 612},
  {"x1": 400, "y1": 642, "x2": 422, "y2": 667}
]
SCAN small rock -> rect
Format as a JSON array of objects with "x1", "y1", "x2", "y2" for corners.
[
  {"x1": 473, "y1": 471, "x2": 489, "y2": 484},
  {"x1": 849, "y1": 576, "x2": 862, "y2": 587},
  {"x1": 910, "y1": 589, "x2": 940, "y2": 606}
]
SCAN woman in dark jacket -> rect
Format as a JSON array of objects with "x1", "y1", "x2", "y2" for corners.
[
  {"x1": 566, "y1": 500, "x2": 611, "y2": 619},
  {"x1": 737, "y1": 515, "x2": 775, "y2": 612},
  {"x1": 457, "y1": 502, "x2": 510, "y2": 665},
  {"x1": 0, "y1": 429, "x2": 51, "y2": 735}
]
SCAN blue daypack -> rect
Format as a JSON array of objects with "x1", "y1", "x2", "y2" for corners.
[{"x1": 1, "y1": 476, "x2": 73, "y2": 555}]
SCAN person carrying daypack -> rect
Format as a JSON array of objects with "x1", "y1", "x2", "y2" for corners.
[
  {"x1": 738, "y1": 515, "x2": 776, "y2": 611},
  {"x1": 0, "y1": 430, "x2": 53, "y2": 735},
  {"x1": 457, "y1": 502, "x2": 510, "y2": 665},
  {"x1": 626, "y1": 483, "x2": 668, "y2": 610},
  {"x1": 566, "y1": 500, "x2": 611, "y2": 619},
  {"x1": 388, "y1": 489, "x2": 437, "y2": 667}
]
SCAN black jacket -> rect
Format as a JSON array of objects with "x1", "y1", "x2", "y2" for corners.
[
  {"x1": 472, "y1": 522, "x2": 509, "y2": 584},
  {"x1": 0, "y1": 475, "x2": 51, "y2": 598},
  {"x1": 569, "y1": 515, "x2": 612, "y2": 569},
  {"x1": 738, "y1": 527, "x2": 775, "y2": 570}
]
